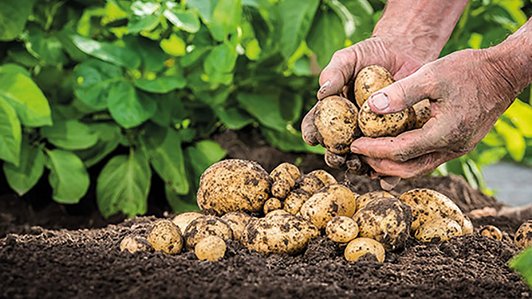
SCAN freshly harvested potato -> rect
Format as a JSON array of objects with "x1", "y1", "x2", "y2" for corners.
[
  {"x1": 354, "y1": 65, "x2": 394, "y2": 107},
  {"x1": 307, "y1": 169, "x2": 337, "y2": 186},
  {"x1": 263, "y1": 198, "x2": 283, "y2": 214},
  {"x1": 270, "y1": 163, "x2": 301, "y2": 199},
  {"x1": 400, "y1": 189, "x2": 465, "y2": 231},
  {"x1": 221, "y1": 212, "x2": 252, "y2": 241},
  {"x1": 326, "y1": 216, "x2": 359, "y2": 243},
  {"x1": 354, "y1": 197, "x2": 412, "y2": 249},
  {"x1": 184, "y1": 216, "x2": 233, "y2": 249},
  {"x1": 284, "y1": 170, "x2": 337, "y2": 215},
  {"x1": 120, "y1": 235, "x2": 149, "y2": 253},
  {"x1": 172, "y1": 212, "x2": 203, "y2": 234},
  {"x1": 514, "y1": 220, "x2": 532, "y2": 249},
  {"x1": 344, "y1": 237, "x2": 385, "y2": 263},
  {"x1": 194, "y1": 236, "x2": 227, "y2": 261},
  {"x1": 241, "y1": 212, "x2": 319, "y2": 254},
  {"x1": 462, "y1": 216, "x2": 474, "y2": 235},
  {"x1": 284, "y1": 190, "x2": 310, "y2": 215},
  {"x1": 314, "y1": 96, "x2": 359, "y2": 155},
  {"x1": 196, "y1": 159, "x2": 271, "y2": 215},
  {"x1": 479, "y1": 225, "x2": 503, "y2": 241},
  {"x1": 300, "y1": 184, "x2": 357, "y2": 229},
  {"x1": 412, "y1": 99, "x2": 431, "y2": 129},
  {"x1": 358, "y1": 101, "x2": 415, "y2": 138},
  {"x1": 356, "y1": 190, "x2": 394, "y2": 212},
  {"x1": 147, "y1": 220, "x2": 183, "y2": 254},
  {"x1": 415, "y1": 218, "x2": 463, "y2": 243}
]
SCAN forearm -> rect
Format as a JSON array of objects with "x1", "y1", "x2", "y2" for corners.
[{"x1": 373, "y1": 0, "x2": 468, "y2": 62}]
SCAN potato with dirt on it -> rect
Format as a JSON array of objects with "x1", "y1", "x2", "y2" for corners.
[
  {"x1": 263, "y1": 198, "x2": 283, "y2": 214},
  {"x1": 415, "y1": 218, "x2": 463, "y2": 243},
  {"x1": 196, "y1": 159, "x2": 271, "y2": 215},
  {"x1": 194, "y1": 236, "x2": 227, "y2": 261},
  {"x1": 479, "y1": 225, "x2": 503, "y2": 241},
  {"x1": 413, "y1": 99, "x2": 431, "y2": 129},
  {"x1": 354, "y1": 197, "x2": 412, "y2": 249},
  {"x1": 344, "y1": 237, "x2": 385, "y2": 263},
  {"x1": 147, "y1": 219, "x2": 183, "y2": 254},
  {"x1": 221, "y1": 212, "x2": 252, "y2": 241},
  {"x1": 354, "y1": 65, "x2": 395, "y2": 107},
  {"x1": 270, "y1": 163, "x2": 301, "y2": 199},
  {"x1": 284, "y1": 190, "x2": 309, "y2": 215},
  {"x1": 358, "y1": 101, "x2": 416, "y2": 138},
  {"x1": 462, "y1": 216, "x2": 474, "y2": 235},
  {"x1": 300, "y1": 184, "x2": 357, "y2": 229},
  {"x1": 313, "y1": 95, "x2": 359, "y2": 155},
  {"x1": 184, "y1": 216, "x2": 233, "y2": 249},
  {"x1": 356, "y1": 190, "x2": 395, "y2": 212},
  {"x1": 326, "y1": 216, "x2": 359, "y2": 243},
  {"x1": 514, "y1": 220, "x2": 532, "y2": 249},
  {"x1": 284, "y1": 170, "x2": 337, "y2": 215},
  {"x1": 120, "y1": 235, "x2": 149, "y2": 253},
  {"x1": 172, "y1": 212, "x2": 203, "y2": 234}
]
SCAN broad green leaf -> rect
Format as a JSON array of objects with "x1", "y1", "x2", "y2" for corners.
[
  {"x1": 108, "y1": 81, "x2": 156, "y2": 128},
  {"x1": 163, "y1": 9, "x2": 201, "y2": 33},
  {"x1": 214, "y1": 107, "x2": 253, "y2": 130},
  {"x1": 41, "y1": 120, "x2": 98, "y2": 150},
  {"x1": 73, "y1": 59, "x2": 122, "y2": 110},
  {"x1": 46, "y1": 149, "x2": 90, "y2": 204},
  {"x1": 134, "y1": 76, "x2": 186, "y2": 93},
  {"x1": 75, "y1": 123, "x2": 121, "y2": 167},
  {"x1": 128, "y1": 15, "x2": 160, "y2": 33},
  {"x1": 495, "y1": 120, "x2": 526, "y2": 161},
  {"x1": 307, "y1": 10, "x2": 345, "y2": 68},
  {"x1": 165, "y1": 185, "x2": 199, "y2": 213},
  {"x1": 150, "y1": 94, "x2": 187, "y2": 126},
  {"x1": 124, "y1": 36, "x2": 167, "y2": 72},
  {"x1": 0, "y1": 98, "x2": 22, "y2": 165},
  {"x1": 0, "y1": 64, "x2": 30, "y2": 76},
  {"x1": 97, "y1": 149, "x2": 151, "y2": 218},
  {"x1": 237, "y1": 91, "x2": 287, "y2": 131},
  {"x1": 24, "y1": 25, "x2": 68, "y2": 66},
  {"x1": 0, "y1": 71, "x2": 52, "y2": 127},
  {"x1": 477, "y1": 147, "x2": 507, "y2": 166},
  {"x1": 504, "y1": 99, "x2": 532, "y2": 137},
  {"x1": 204, "y1": 43, "x2": 238, "y2": 74},
  {"x1": 186, "y1": 140, "x2": 227, "y2": 180},
  {"x1": 481, "y1": 130, "x2": 505, "y2": 147},
  {"x1": 278, "y1": 0, "x2": 319, "y2": 58},
  {"x1": 0, "y1": 0, "x2": 35, "y2": 41},
  {"x1": 3, "y1": 140, "x2": 45, "y2": 195},
  {"x1": 509, "y1": 247, "x2": 532, "y2": 288},
  {"x1": 262, "y1": 127, "x2": 325, "y2": 154},
  {"x1": 71, "y1": 35, "x2": 141, "y2": 68},
  {"x1": 160, "y1": 33, "x2": 186, "y2": 57},
  {"x1": 209, "y1": 0, "x2": 242, "y2": 41},
  {"x1": 188, "y1": 0, "x2": 215, "y2": 23}
]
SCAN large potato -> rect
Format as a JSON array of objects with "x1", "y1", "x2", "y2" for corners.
[
  {"x1": 354, "y1": 197, "x2": 412, "y2": 249},
  {"x1": 326, "y1": 216, "x2": 359, "y2": 243},
  {"x1": 172, "y1": 212, "x2": 203, "y2": 234},
  {"x1": 358, "y1": 101, "x2": 415, "y2": 137},
  {"x1": 356, "y1": 190, "x2": 394, "y2": 212},
  {"x1": 514, "y1": 220, "x2": 532, "y2": 249},
  {"x1": 344, "y1": 237, "x2": 385, "y2": 263},
  {"x1": 354, "y1": 65, "x2": 394, "y2": 107},
  {"x1": 314, "y1": 96, "x2": 358, "y2": 155},
  {"x1": 300, "y1": 184, "x2": 357, "y2": 229},
  {"x1": 270, "y1": 163, "x2": 301, "y2": 199},
  {"x1": 415, "y1": 218, "x2": 463, "y2": 243},
  {"x1": 221, "y1": 212, "x2": 252, "y2": 241},
  {"x1": 184, "y1": 216, "x2": 233, "y2": 249},
  {"x1": 147, "y1": 219, "x2": 183, "y2": 254},
  {"x1": 197, "y1": 159, "x2": 271, "y2": 215},
  {"x1": 399, "y1": 188, "x2": 465, "y2": 231}
]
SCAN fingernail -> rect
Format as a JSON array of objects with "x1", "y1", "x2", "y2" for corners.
[
  {"x1": 350, "y1": 144, "x2": 360, "y2": 153},
  {"x1": 318, "y1": 81, "x2": 331, "y2": 94},
  {"x1": 370, "y1": 93, "x2": 389, "y2": 111}
]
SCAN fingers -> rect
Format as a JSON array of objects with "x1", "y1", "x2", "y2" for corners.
[
  {"x1": 317, "y1": 48, "x2": 357, "y2": 100},
  {"x1": 362, "y1": 152, "x2": 454, "y2": 179},
  {"x1": 301, "y1": 106, "x2": 319, "y2": 145}
]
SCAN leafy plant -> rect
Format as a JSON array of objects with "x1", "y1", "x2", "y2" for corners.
[{"x1": 510, "y1": 247, "x2": 532, "y2": 288}]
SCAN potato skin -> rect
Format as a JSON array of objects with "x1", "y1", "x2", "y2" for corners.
[
  {"x1": 221, "y1": 212, "x2": 252, "y2": 241},
  {"x1": 514, "y1": 220, "x2": 532, "y2": 249},
  {"x1": 194, "y1": 236, "x2": 227, "y2": 261},
  {"x1": 172, "y1": 212, "x2": 203, "y2": 234},
  {"x1": 284, "y1": 170, "x2": 337, "y2": 215},
  {"x1": 270, "y1": 163, "x2": 301, "y2": 199},
  {"x1": 284, "y1": 189, "x2": 310, "y2": 215},
  {"x1": 300, "y1": 184, "x2": 357, "y2": 229},
  {"x1": 147, "y1": 220, "x2": 183, "y2": 254},
  {"x1": 412, "y1": 99, "x2": 431, "y2": 129},
  {"x1": 354, "y1": 65, "x2": 394, "y2": 107},
  {"x1": 314, "y1": 96, "x2": 359, "y2": 154},
  {"x1": 354, "y1": 197, "x2": 412, "y2": 249},
  {"x1": 344, "y1": 238, "x2": 385, "y2": 263},
  {"x1": 184, "y1": 216, "x2": 233, "y2": 249},
  {"x1": 197, "y1": 159, "x2": 271, "y2": 215},
  {"x1": 462, "y1": 216, "x2": 474, "y2": 235},
  {"x1": 326, "y1": 216, "x2": 359, "y2": 243},
  {"x1": 479, "y1": 225, "x2": 503, "y2": 241},
  {"x1": 415, "y1": 218, "x2": 463, "y2": 243},
  {"x1": 358, "y1": 101, "x2": 415, "y2": 138},
  {"x1": 356, "y1": 191, "x2": 394, "y2": 212},
  {"x1": 120, "y1": 235, "x2": 149, "y2": 253},
  {"x1": 263, "y1": 198, "x2": 283, "y2": 214}
]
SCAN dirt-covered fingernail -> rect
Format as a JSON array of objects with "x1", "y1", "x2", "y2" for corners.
[
  {"x1": 318, "y1": 81, "x2": 331, "y2": 95},
  {"x1": 369, "y1": 93, "x2": 389, "y2": 111}
]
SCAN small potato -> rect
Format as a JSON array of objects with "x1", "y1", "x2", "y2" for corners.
[
  {"x1": 326, "y1": 216, "x2": 359, "y2": 243},
  {"x1": 172, "y1": 212, "x2": 203, "y2": 234},
  {"x1": 194, "y1": 236, "x2": 227, "y2": 261},
  {"x1": 412, "y1": 99, "x2": 431, "y2": 129},
  {"x1": 514, "y1": 220, "x2": 532, "y2": 249},
  {"x1": 184, "y1": 216, "x2": 233, "y2": 249},
  {"x1": 300, "y1": 184, "x2": 357, "y2": 229},
  {"x1": 480, "y1": 225, "x2": 503, "y2": 241},
  {"x1": 284, "y1": 190, "x2": 310, "y2": 215},
  {"x1": 354, "y1": 198, "x2": 412, "y2": 249},
  {"x1": 197, "y1": 159, "x2": 271, "y2": 215},
  {"x1": 264, "y1": 198, "x2": 283, "y2": 214},
  {"x1": 265, "y1": 209, "x2": 291, "y2": 218},
  {"x1": 462, "y1": 216, "x2": 474, "y2": 235},
  {"x1": 344, "y1": 238, "x2": 385, "y2": 263},
  {"x1": 306, "y1": 169, "x2": 337, "y2": 186},
  {"x1": 147, "y1": 219, "x2": 183, "y2": 254},
  {"x1": 354, "y1": 65, "x2": 394, "y2": 107},
  {"x1": 283, "y1": 170, "x2": 337, "y2": 215},
  {"x1": 314, "y1": 96, "x2": 359, "y2": 154},
  {"x1": 270, "y1": 163, "x2": 301, "y2": 199},
  {"x1": 415, "y1": 218, "x2": 463, "y2": 243},
  {"x1": 221, "y1": 212, "x2": 251, "y2": 241},
  {"x1": 358, "y1": 101, "x2": 415, "y2": 138},
  {"x1": 120, "y1": 235, "x2": 149, "y2": 253},
  {"x1": 356, "y1": 191, "x2": 394, "y2": 212}
]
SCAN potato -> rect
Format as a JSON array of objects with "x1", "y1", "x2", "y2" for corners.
[
  {"x1": 400, "y1": 189, "x2": 465, "y2": 231},
  {"x1": 284, "y1": 170, "x2": 336, "y2": 215},
  {"x1": 300, "y1": 184, "x2": 357, "y2": 229},
  {"x1": 147, "y1": 220, "x2": 183, "y2": 254},
  {"x1": 184, "y1": 216, "x2": 233, "y2": 249},
  {"x1": 197, "y1": 159, "x2": 271, "y2": 215},
  {"x1": 326, "y1": 216, "x2": 359, "y2": 243},
  {"x1": 119, "y1": 235, "x2": 149, "y2": 253},
  {"x1": 356, "y1": 190, "x2": 394, "y2": 212},
  {"x1": 344, "y1": 238, "x2": 385, "y2": 263},
  {"x1": 415, "y1": 218, "x2": 463, "y2": 243},
  {"x1": 354, "y1": 65, "x2": 394, "y2": 107},
  {"x1": 221, "y1": 212, "x2": 252, "y2": 241},
  {"x1": 307, "y1": 169, "x2": 337, "y2": 186},
  {"x1": 479, "y1": 225, "x2": 503, "y2": 241},
  {"x1": 413, "y1": 99, "x2": 431, "y2": 129},
  {"x1": 514, "y1": 220, "x2": 532, "y2": 249},
  {"x1": 270, "y1": 163, "x2": 301, "y2": 199},
  {"x1": 172, "y1": 212, "x2": 203, "y2": 234},
  {"x1": 194, "y1": 236, "x2": 227, "y2": 261},
  {"x1": 284, "y1": 189, "x2": 310, "y2": 215},
  {"x1": 263, "y1": 198, "x2": 283, "y2": 214},
  {"x1": 314, "y1": 96, "x2": 358, "y2": 154},
  {"x1": 462, "y1": 216, "x2": 474, "y2": 235},
  {"x1": 241, "y1": 213, "x2": 319, "y2": 254},
  {"x1": 354, "y1": 197, "x2": 412, "y2": 249},
  {"x1": 358, "y1": 101, "x2": 415, "y2": 138}
]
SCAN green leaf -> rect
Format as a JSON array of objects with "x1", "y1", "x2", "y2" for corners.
[
  {"x1": 3, "y1": 140, "x2": 45, "y2": 195},
  {"x1": 0, "y1": 98, "x2": 22, "y2": 165},
  {"x1": 24, "y1": 25, "x2": 68, "y2": 66},
  {"x1": 0, "y1": 0, "x2": 35, "y2": 41},
  {"x1": 150, "y1": 94, "x2": 187, "y2": 127},
  {"x1": 163, "y1": 9, "x2": 201, "y2": 33},
  {"x1": 186, "y1": 140, "x2": 227, "y2": 180},
  {"x1": 73, "y1": 59, "x2": 122, "y2": 110},
  {"x1": 128, "y1": 15, "x2": 160, "y2": 33},
  {"x1": 97, "y1": 149, "x2": 151, "y2": 218},
  {"x1": 204, "y1": 43, "x2": 238, "y2": 74},
  {"x1": 509, "y1": 247, "x2": 532, "y2": 288},
  {"x1": 494, "y1": 120, "x2": 526, "y2": 161},
  {"x1": 504, "y1": 99, "x2": 532, "y2": 138},
  {"x1": 307, "y1": 9, "x2": 345, "y2": 68},
  {"x1": 214, "y1": 106, "x2": 253, "y2": 130},
  {"x1": 124, "y1": 36, "x2": 167, "y2": 72},
  {"x1": 209, "y1": 0, "x2": 242, "y2": 41},
  {"x1": 71, "y1": 35, "x2": 141, "y2": 68},
  {"x1": 165, "y1": 185, "x2": 199, "y2": 213},
  {"x1": 75, "y1": 123, "x2": 121, "y2": 167},
  {"x1": 262, "y1": 127, "x2": 325, "y2": 154},
  {"x1": 0, "y1": 63, "x2": 31, "y2": 76},
  {"x1": 108, "y1": 81, "x2": 156, "y2": 128},
  {"x1": 0, "y1": 71, "x2": 52, "y2": 127},
  {"x1": 160, "y1": 33, "x2": 187, "y2": 57},
  {"x1": 41, "y1": 120, "x2": 98, "y2": 150},
  {"x1": 237, "y1": 91, "x2": 287, "y2": 131},
  {"x1": 188, "y1": 0, "x2": 215, "y2": 23},
  {"x1": 134, "y1": 76, "x2": 186, "y2": 93},
  {"x1": 46, "y1": 149, "x2": 90, "y2": 204},
  {"x1": 278, "y1": 0, "x2": 319, "y2": 58},
  {"x1": 477, "y1": 147, "x2": 507, "y2": 166}
]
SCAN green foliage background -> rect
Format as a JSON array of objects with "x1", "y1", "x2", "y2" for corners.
[{"x1": 0, "y1": 0, "x2": 530, "y2": 217}]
